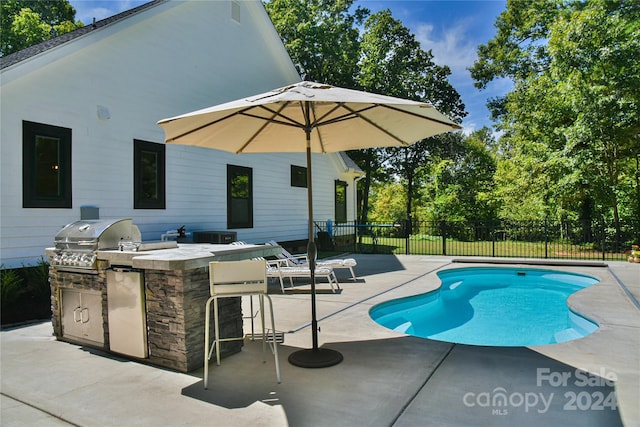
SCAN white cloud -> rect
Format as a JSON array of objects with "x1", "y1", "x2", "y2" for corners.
[
  {"x1": 461, "y1": 121, "x2": 477, "y2": 136},
  {"x1": 410, "y1": 16, "x2": 513, "y2": 134},
  {"x1": 414, "y1": 19, "x2": 478, "y2": 78}
]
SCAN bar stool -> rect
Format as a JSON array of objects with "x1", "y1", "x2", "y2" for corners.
[{"x1": 204, "y1": 259, "x2": 281, "y2": 389}]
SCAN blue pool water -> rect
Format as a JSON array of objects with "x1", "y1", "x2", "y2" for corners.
[{"x1": 370, "y1": 267, "x2": 599, "y2": 346}]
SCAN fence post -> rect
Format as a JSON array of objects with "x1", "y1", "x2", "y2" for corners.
[
  {"x1": 544, "y1": 220, "x2": 549, "y2": 259},
  {"x1": 601, "y1": 219, "x2": 606, "y2": 261},
  {"x1": 491, "y1": 221, "x2": 496, "y2": 258},
  {"x1": 404, "y1": 219, "x2": 410, "y2": 255},
  {"x1": 353, "y1": 220, "x2": 357, "y2": 254},
  {"x1": 441, "y1": 221, "x2": 447, "y2": 256}
]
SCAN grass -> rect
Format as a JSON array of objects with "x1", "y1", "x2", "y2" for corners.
[{"x1": 333, "y1": 236, "x2": 628, "y2": 261}]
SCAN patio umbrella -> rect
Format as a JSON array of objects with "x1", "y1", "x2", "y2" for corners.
[{"x1": 157, "y1": 80, "x2": 461, "y2": 368}]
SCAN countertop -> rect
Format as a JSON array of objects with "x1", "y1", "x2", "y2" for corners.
[{"x1": 46, "y1": 243, "x2": 282, "y2": 271}]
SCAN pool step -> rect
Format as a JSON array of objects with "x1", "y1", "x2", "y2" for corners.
[
  {"x1": 554, "y1": 328, "x2": 582, "y2": 343},
  {"x1": 393, "y1": 321, "x2": 413, "y2": 334}
]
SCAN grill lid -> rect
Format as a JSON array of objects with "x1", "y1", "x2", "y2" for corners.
[{"x1": 54, "y1": 218, "x2": 141, "y2": 251}]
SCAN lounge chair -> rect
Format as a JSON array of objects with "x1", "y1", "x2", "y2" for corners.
[
  {"x1": 265, "y1": 259, "x2": 340, "y2": 293},
  {"x1": 229, "y1": 241, "x2": 340, "y2": 292},
  {"x1": 266, "y1": 240, "x2": 357, "y2": 280}
]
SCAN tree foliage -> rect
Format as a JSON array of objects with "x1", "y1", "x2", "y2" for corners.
[
  {"x1": 421, "y1": 129, "x2": 498, "y2": 222},
  {"x1": 264, "y1": 0, "x2": 366, "y2": 87},
  {"x1": 1, "y1": 0, "x2": 82, "y2": 56},
  {"x1": 368, "y1": 181, "x2": 406, "y2": 222},
  {"x1": 357, "y1": 9, "x2": 466, "y2": 223},
  {"x1": 472, "y1": 0, "x2": 640, "y2": 225}
]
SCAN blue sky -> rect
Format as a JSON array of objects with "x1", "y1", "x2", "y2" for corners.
[{"x1": 69, "y1": 0, "x2": 509, "y2": 134}]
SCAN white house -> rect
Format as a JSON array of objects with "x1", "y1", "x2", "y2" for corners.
[{"x1": 0, "y1": 0, "x2": 363, "y2": 268}]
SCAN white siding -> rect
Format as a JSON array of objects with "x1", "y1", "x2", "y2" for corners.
[{"x1": 0, "y1": 0, "x2": 358, "y2": 268}]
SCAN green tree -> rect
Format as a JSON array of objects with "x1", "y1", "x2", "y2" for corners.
[
  {"x1": 471, "y1": 0, "x2": 640, "y2": 228},
  {"x1": 264, "y1": 0, "x2": 366, "y2": 87},
  {"x1": 359, "y1": 10, "x2": 466, "y2": 226},
  {"x1": 453, "y1": 129, "x2": 499, "y2": 221},
  {"x1": 492, "y1": 137, "x2": 554, "y2": 220},
  {"x1": 547, "y1": 0, "x2": 640, "y2": 229},
  {"x1": 347, "y1": 147, "x2": 389, "y2": 225},
  {"x1": 422, "y1": 158, "x2": 464, "y2": 222},
  {"x1": 422, "y1": 129, "x2": 498, "y2": 222},
  {"x1": 368, "y1": 181, "x2": 406, "y2": 223},
  {"x1": 1, "y1": 0, "x2": 82, "y2": 56}
]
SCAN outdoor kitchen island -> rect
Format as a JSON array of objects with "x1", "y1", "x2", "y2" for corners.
[{"x1": 47, "y1": 242, "x2": 282, "y2": 372}]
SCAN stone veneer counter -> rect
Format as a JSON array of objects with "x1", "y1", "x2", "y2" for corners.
[{"x1": 48, "y1": 243, "x2": 282, "y2": 372}]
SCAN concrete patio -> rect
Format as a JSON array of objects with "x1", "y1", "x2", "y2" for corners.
[{"x1": 2, "y1": 255, "x2": 638, "y2": 426}]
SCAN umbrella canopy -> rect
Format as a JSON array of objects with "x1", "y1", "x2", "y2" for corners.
[
  {"x1": 158, "y1": 81, "x2": 460, "y2": 369},
  {"x1": 158, "y1": 81, "x2": 460, "y2": 154}
]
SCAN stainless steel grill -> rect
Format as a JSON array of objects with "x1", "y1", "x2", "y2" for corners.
[{"x1": 52, "y1": 218, "x2": 141, "y2": 269}]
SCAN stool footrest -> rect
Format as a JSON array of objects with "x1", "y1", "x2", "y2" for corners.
[{"x1": 246, "y1": 331, "x2": 285, "y2": 344}]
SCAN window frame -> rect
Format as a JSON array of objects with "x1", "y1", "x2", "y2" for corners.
[
  {"x1": 133, "y1": 139, "x2": 166, "y2": 209},
  {"x1": 290, "y1": 164, "x2": 308, "y2": 188},
  {"x1": 227, "y1": 164, "x2": 253, "y2": 229},
  {"x1": 22, "y1": 120, "x2": 72, "y2": 208}
]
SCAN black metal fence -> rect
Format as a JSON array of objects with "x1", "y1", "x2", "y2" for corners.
[{"x1": 316, "y1": 219, "x2": 640, "y2": 261}]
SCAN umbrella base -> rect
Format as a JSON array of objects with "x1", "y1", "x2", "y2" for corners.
[{"x1": 288, "y1": 348, "x2": 343, "y2": 368}]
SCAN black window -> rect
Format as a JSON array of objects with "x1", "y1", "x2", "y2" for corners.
[
  {"x1": 291, "y1": 165, "x2": 307, "y2": 188},
  {"x1": 227, "y1": 164, "x2": 253, "y2": 228},
  {"x1": 23, "y1": 120, "x2": 72, "y2": 208},
  {"x1": 134, "y1": 140, "x2": 166, "y2": 209},
  {"x1": 335, "y1": 180, "x2": 347, "y2": 223}
]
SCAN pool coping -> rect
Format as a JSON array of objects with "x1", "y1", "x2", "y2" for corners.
[{"x1": 452, "y1": 256, "x2": 608, "y2": 267}]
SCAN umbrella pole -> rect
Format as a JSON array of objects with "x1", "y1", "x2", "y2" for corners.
[
  {"x1": 307, "y1": 140, "x2": 319, "y2": 351},
  {"x1": 288, "y1": 114, "x2": 343, "y2": 369}
]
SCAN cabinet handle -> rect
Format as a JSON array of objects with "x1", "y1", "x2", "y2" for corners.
[
  {"x1": 80, "y1": 307, "x2": 90, "y2": 323},
  {"x1": 73, "y1": 307, "x2": 82, "y2": 323}
]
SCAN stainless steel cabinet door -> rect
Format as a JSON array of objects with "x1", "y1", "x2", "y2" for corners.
[
  {"x1": 61, "y1": 288, "x2": 104, "y2": 345},
  {"x1": 106, "y1": 270, "x2": 148, "y2": 358}
]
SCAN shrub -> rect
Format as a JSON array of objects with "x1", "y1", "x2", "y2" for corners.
[
  {"x1": 22, "y1": 257, "x2": 51, "y2": 299},
  {"x1": 1, "y1": 258, "x2": 51, "y2": 326},
  {"x1": 1, "y1": 267, "x2": 26, "y2": 306}
]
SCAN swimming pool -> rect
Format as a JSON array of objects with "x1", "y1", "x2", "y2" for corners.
[{"x1": 370, "y1": 267, "x2": 599, "y2": 346}]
